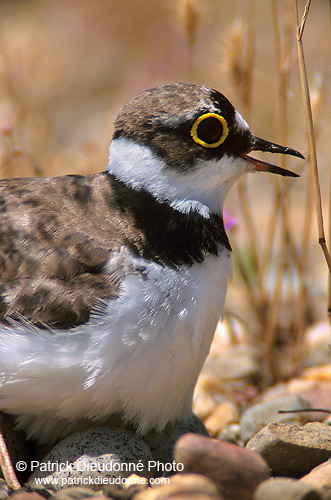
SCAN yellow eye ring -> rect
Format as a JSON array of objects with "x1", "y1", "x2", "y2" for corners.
[{"x1": 190, "y1": 113, "x2": 229, "y2": 148}]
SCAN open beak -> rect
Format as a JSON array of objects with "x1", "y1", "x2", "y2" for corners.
[{"x1": 244, "y1": 136, "x2": 304, "y2": 177}]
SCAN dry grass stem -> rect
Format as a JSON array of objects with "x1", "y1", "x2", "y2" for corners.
[
  {"x1": 294, "y1": 0, "x2": 331, "y2": 273},
  {"x1": 223, "y1": 4, "x2": 255, "y2": 115},
  {"x1": 329, "y1": 174, "x2": 331, "y2": 325},
  {"x1": 224, "y1": 20, "x2": 246, "y2": 97},
  {"x1": 0, "y1": 422, "x2": 20, "y2": 490},
  {"x1": 178, "y1": 0, "x2": 202, "y2": 78}
]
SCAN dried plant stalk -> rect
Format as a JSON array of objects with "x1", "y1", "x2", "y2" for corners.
[
  {"x1": 0, "y1": 420, "x2": 20, "y2": 489},
  {"x1": 294, "y1": 0, "x2": 331, "y2": 273},
  {"x1": 178, "y1": 0, "x2": 202, "y2": 78},
  {"x1": 329, "y1": 175, "x2": 331, "y2": 324}
]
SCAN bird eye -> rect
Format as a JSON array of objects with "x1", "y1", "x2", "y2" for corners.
[{"x1": 190, "y1": 113, "x2": 229, "y2": 148}]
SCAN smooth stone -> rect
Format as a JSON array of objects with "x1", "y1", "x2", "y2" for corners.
[
  {"x1": 301, "y1": 458, "x2": 331, "y2": 499},
  {"x1": 304, "y1": 321, "x2": 331, "y2": 367},
  {"x1": 254, "y1": 478, "x2": 322, "y2": 500},
  {"x1": 204, "y1": 400, "x2": 239, "y2": 437},
  {"x1": 26, "y1": 483, "x2": 57, "y2": 498},
  {"x1": 103, "y1": 483, "x2": 141, "y2": 500},
  {"x1": 258, "y1": 380, "x2": 331, "y2": 424},
  {"x1": 143, "y1": 412, "x2": 209, "y2": 466},
  {"x1": 193, "y1": 387, "x2": 218, "y2": 421},
  {"x1": 174, "y1": 433, "x2": 270, "y2": 500},
  {"x1": 51, "y1": 487, "x2": 105, "y2": 499},
  {"x1": 217, "y1": 423, "x2": 241, "y2": 444},
  {"x1": 10, "y1": 495, "x2": 46, "y2": 500},
  {"x1": 201, "y1": 345, "x2": 263, "y2": 385},
  {"x1": 134, "y1": 473, "x2": 223, "y2": 500},
  {"x1": 247, "y1": 422, "x2": 331, "y2": 478},
  {"x1": 123, "y1": 473, "x2": 149, "y2": 488},
  {"x1": 240, "y1": 395, "x2": 310, "y2": 443},
  {"x1": 28, "y1": 427, "x2": 154, "y2": 490},
  {"x1": 258, "y1": 365, "x2": 331, "y2": 424}
]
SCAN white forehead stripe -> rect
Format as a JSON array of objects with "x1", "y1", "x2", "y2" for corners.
[{"x1": 234, "y1": 110, "x2": 250, "y2": 133}]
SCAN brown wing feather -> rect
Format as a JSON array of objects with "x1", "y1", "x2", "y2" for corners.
[{"x1": 0, "y1": 172, "x2": 135, "y2": 328}]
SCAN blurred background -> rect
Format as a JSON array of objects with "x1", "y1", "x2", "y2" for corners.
[{"x1": 0, "y1": 0, "x2": 330, "y2": 389}]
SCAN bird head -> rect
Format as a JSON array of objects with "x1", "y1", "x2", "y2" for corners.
[{"x1": 108, "y1": 83, "x2": 303, "y2": 214}]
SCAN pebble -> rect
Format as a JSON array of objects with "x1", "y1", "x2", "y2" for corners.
[
  {"x1": 134, "y1": 473, "x2": 223, "y2": 500},
  {"x1": 193, "y1": 387, "x2": 218, "y2": 421},
  {"x1": 174, "y1": 433, "x2": 270, "y2": 500},
  {"x1": 104, "y1": 479, "x2": 148, "y2": 500},
  {"x1": 28, "y1": 427, "x2": 154, "y2": 490},
  {"x1": 304, "y1": 320, "x2": 331, "y2": 367},
  {"x1": 217, "y1": 423, "x2": 242, "y2": 444},
  {"x1": 204, "y1": 400, "x2": 239, "y2": 437},
  {"x1": 43, "y1": 488, "x2": 103, "y2": 500},
  {"x1": 10, "y1": 494, "x2": 46, "y2": 500},
  {"x1": 246, "y1": 422, "x2": 331, "y2": 477},
  {"x1": 302, "y1": 364, "x2": 331, "y2": 382},
  {"x1": 200, "y1": 345, "x2": 264, "y2": 386},
  {"x1": 26, "y1": 483, "x2": 57, "y2": 498},
  {"x1": 103, "y1": 482, "x2": 144, "y2": 500},
  {"x1": 240, "y1": 395, "x2": 310, "y2": 443},
  {"x1": 254, "y1": 477, "x2": 322, "y2": 500},
  {"x1": 300, "y1": 458, "x2": 331, "y2": 499},
  {"x1": 53, "y1": 486, "x2": 103, "y2": 500},
  {"x1": 143, "y1": 412, "x2": 208, "y2": 466},
  {"x1": 257, "y1": 366, "x2": 331, "y2": 423}
]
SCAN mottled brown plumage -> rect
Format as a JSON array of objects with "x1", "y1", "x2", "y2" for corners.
[{"x1": 0, "y1": 172, "x2": 131, "y2": 328}]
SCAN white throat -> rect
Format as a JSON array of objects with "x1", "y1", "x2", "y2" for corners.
[{"x1": 107, "y1": 138, "x2": 250, "y2": 216}]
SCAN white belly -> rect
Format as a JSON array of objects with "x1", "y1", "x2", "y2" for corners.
[{"x1": 0, "y1": 248, "x2": 232, "y2": 442}]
